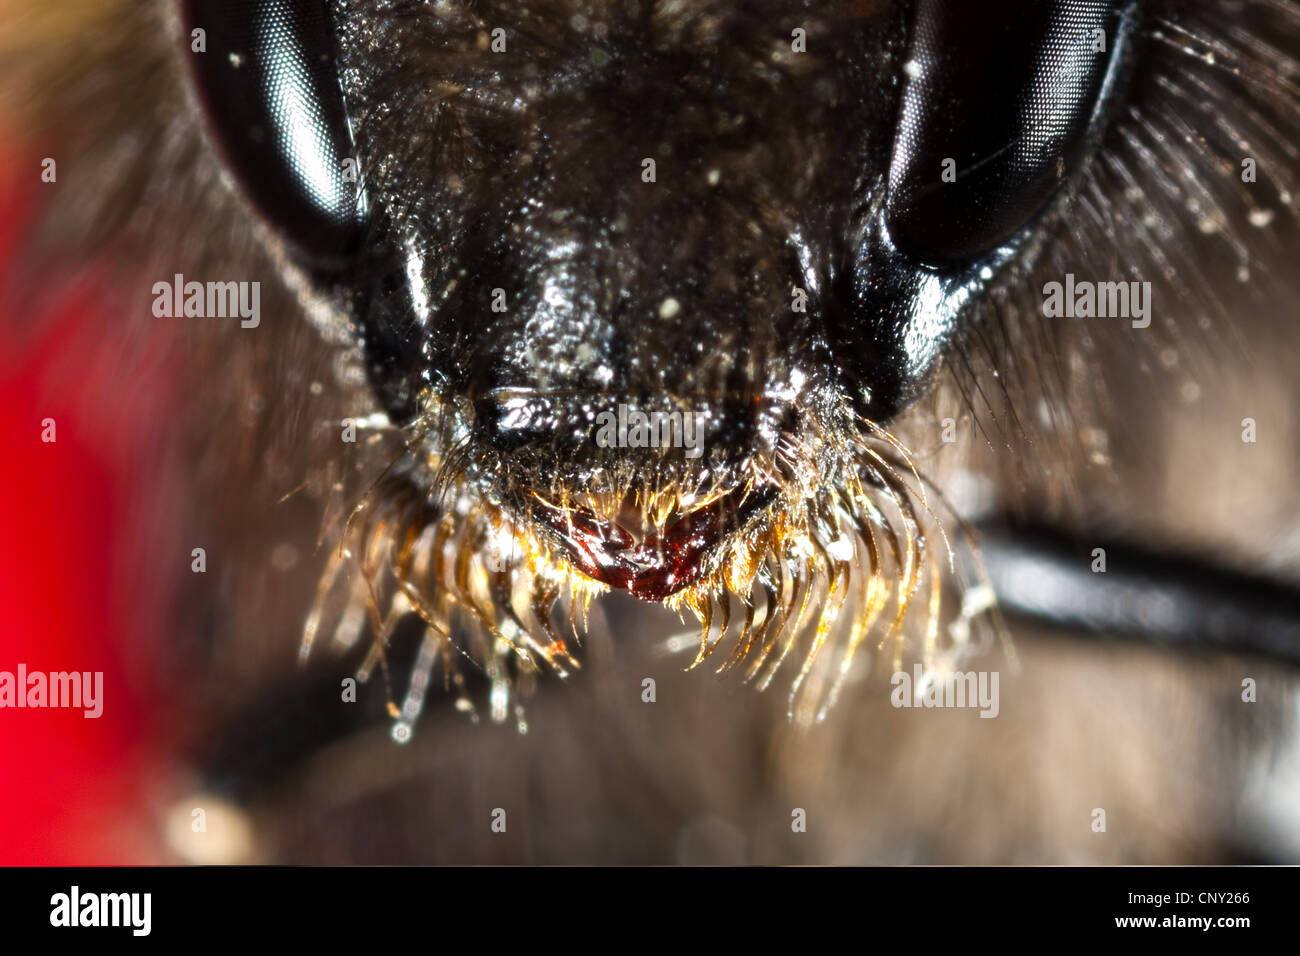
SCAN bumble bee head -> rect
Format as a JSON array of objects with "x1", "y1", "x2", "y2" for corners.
[{"x1": 182, "y1": 0, "x2": 1138, "y2": 716}]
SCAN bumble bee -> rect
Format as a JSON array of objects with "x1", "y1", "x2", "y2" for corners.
[{"x1": 3, "y1": 0, "x2": 1300, "y2": 863}]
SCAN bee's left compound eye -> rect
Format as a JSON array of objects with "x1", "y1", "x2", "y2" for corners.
[
  {"x1": 181, "y1": 0, "x2": 362, "y2": 270},
  {"x1": 885, "y1": 0, "x2": 1136, "y2": 265}
]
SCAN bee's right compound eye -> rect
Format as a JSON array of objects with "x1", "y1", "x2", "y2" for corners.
[
  {"x1": 181, "y1": 0, "x2": 362, "y2": 271},
  {"x1": 885, "y1": 0, "x2": 1137, "y2": 265},
  {"x1": 834, "y1": 0, "x2": 1138, "y2": 424}
]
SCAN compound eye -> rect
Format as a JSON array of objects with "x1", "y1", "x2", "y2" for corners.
[
  {"x1": 181, "y1": 0, "x2": 362, "y2": 269},
  {"x1": 885, "y1": 0, "x2": 1133, "y2": 266}
]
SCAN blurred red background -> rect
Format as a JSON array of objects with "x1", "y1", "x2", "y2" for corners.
[{"x1": 0, "y1": 166, "x2": 176, "y2": 864}]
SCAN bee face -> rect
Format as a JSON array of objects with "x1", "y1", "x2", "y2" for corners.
[
  {"x1": 8, "y1": 0, "x2": 1300, "y2": 865},
  {"x1": 183, "y1": 0, "x2": 1138, "y2": 599}
]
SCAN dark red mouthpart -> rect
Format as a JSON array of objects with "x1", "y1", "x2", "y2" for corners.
[{"x1": 529, "y1": 485, "x2": 779, "y2": 602}]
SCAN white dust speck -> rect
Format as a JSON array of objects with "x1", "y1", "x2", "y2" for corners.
[{"x1": 1248, "y1": 208, "x2": 1276, "y2": 228}]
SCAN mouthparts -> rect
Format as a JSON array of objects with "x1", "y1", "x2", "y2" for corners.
[{"x1": 529, "y1": 483, "x2": 780, "y2": 601}]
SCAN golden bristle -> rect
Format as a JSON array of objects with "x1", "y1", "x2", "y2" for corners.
[{"x1": 299, "y1": 406, "x2": 1005, "y2": 735}]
